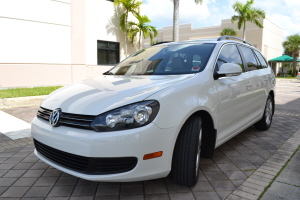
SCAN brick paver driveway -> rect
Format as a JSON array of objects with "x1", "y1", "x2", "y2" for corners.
[{"x1": 1, "y1": 80, "x2": 300, "y2": 200}]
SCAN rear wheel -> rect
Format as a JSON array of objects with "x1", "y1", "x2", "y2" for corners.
[
  {"x1": 254, "y1": 94, "x2": 274, "y2": 130},
  {"x1": 172, "y1": 115, "x2": 202, "y2": 186}
]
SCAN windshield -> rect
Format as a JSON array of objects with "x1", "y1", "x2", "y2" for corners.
[{"x1": 107, "y1": 43, "x2": 216, "y2": 75}]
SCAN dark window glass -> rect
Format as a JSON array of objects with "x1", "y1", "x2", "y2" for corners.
[
  {"x1": 97, "y1": 41, "x2": 119, "y2": 65},
  {"x1": 109, "y1": 51, "x2": 118, "y2": 65},
  {"x1": 98, "y1": 50, "x2": 108, "y2": 65},
  {"x1": 109, "y1": 43, "x2": 118, "y2": 50},
  {"x1": 216, "y1": 44, "x2": 244, "y2": 72},
  {"x1": 254, "y1": 50, "x2": 268, "y2": 69},
  {"x1": 239, "y1": 46, "x2": 259, "y2": 71},
  {"x1": 108, "y1": 43, "x2": 216, "y2": 75},
  {"x1": 98, "y1": 42, "x2": 108, "y2": 49}
]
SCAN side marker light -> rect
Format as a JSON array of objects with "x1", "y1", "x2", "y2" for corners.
[{"x1": 143, "y1": 151, "x2": 163, "y2": 160}]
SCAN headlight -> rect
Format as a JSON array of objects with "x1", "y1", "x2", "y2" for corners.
[{"x1": 91, "y1": 100, "x2": 160, "y2": 132}]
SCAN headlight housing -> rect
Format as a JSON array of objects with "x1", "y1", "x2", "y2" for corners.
[{"x1": 91, "y1": 100, "x2": 160, "y2": 132}]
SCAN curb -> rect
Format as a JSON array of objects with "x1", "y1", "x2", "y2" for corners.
[
  {"x1": 275, "y1": 78, "x2": 300, "y2": 82},
  {"x1": 226, "y1": 128, "x2": 300, "y2": 200},
  {"x1": 0, "y1": 95, "x2": 46, "y2": 109}
]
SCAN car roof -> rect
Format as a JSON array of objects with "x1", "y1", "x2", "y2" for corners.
[{"x1": 153, "y1": 36, "x2": 255, "y2": 49}]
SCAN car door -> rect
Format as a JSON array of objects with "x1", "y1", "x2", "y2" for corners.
[
  {"x1": 238, "y1": 46, "x2": 267, "y2": 122},
  {"x1": 215, "y1": 44, "x2": 253, "y2": 144},
  {"x1": 253, "y1": 49, "x2": 271, "y2": 97}
]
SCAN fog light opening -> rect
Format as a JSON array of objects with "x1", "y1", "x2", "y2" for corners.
[{"x1": 143, "y1": 151, "x2": 163, "y2": 160}]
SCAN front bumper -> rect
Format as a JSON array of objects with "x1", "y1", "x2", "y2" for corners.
[{"x1": 31, "y1": 116, "x2": 179, "y2": 182}]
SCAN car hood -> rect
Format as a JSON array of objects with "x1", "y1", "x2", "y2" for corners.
[{"x1": 41, "y1": 74, "x2": 195, "y2": 115}]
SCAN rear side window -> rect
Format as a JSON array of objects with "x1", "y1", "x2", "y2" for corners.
[
  {"x1": 254, "y1": 50, "x2": 268, "y2": 69},
  {"x1": 216, "y1": 44, "x2": 244, "y2": 72},
  {"x1": 239, "y1": 46, "x2": 259, "y2": 71}
]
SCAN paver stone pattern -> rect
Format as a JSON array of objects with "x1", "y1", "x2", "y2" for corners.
[{"x1": 0, "y1": 80, "x2": 300, "y2": 200}]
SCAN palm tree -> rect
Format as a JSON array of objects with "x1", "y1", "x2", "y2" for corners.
[
  {"x1": 127, "y1": 14, "x2": 158, "y2": 49},
  {"x1": 114, "y1": 0, "x2": 142, "y2": 55},
  {"x1": 173, "y1": 0, "x2": 202, "y2": 42},
  {"x1": 220, "y1": 28, "x2": 237, "y2": 36},
  {"x1": 283, "y1": 34, "x2": 300, "y2": 77},
  {"x1": 231, "y1": 0, "x2": 265, "y2": 40}
]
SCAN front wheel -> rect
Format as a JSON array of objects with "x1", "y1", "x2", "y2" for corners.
[
  {"x1": 254, "y1": 94, "x2": 274, "y2": 130},
  {"x1": 171, "y1": 115, "x2": 202, "y2": 187}
]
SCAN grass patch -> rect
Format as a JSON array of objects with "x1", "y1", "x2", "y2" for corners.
[
  {"x1": 0, "y1": 86, "x2": 63, "y2": 99},
  {"x1": 276, "y1": 75, "x2": 297, "y2": 79}
]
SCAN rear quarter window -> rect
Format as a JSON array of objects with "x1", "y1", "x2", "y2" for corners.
[{"x1": 254, "y1": 50, "x2": 268, "y2": 69}]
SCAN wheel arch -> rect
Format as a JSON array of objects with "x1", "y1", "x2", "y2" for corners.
[
  {"x1": 269, "y1": 90, "x2": 275, "y2": 114},
  {"x1": 174, "y1": 110, "x2": 217, "y2": 160}
]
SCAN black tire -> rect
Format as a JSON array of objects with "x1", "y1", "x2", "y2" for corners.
[
  {"x1": 254, "y1": 94, "x2": 274, "y2": 130},
  {"x1": 172, "y1": 115, "x2": 202, "y2": 187}
]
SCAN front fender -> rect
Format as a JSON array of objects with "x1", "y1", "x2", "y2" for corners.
[{"x1": 146, "y1": 71, "x2": 218, "y2": 131}]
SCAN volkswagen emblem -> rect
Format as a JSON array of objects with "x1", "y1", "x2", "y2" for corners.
[{"x1": 49, "y1": 108, "x2": 61, "y2": 127}]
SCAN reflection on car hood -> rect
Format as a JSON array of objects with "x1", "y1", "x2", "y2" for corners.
[{"x1": 41, "y1": 74, "x2": 195, "y2": 115}]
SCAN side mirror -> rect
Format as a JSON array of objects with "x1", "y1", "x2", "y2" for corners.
[{"x1": 214, "y1": 63, "x2": 242, "y2": 80}]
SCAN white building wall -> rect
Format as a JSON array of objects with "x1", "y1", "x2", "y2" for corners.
[
  {"x1": 85, "y1": 0, "x2": 138, "y2": 74},
  {"x1": 0, "y1": 0, "x2": 71, "y2": 64},
  {"x1": 0, "y1": 0, "x2": 139, "y2": 88},
  {"x1": 85, "y1": 0, "x2": 122, "y2": 67},
  {"x1": 144, "y1": 18, "x2": 284, "y2": 62}
]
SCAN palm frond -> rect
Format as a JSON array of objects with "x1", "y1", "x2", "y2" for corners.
[
  {"x1": 220, "y1": 28, "x2": 237, "y2": 36},
  {"x1": 252, "y1": 8, "x2": 266, "y2": 18},
  {"x1": 127, "y1": 27, "x2": 139, "y2": 45},
  {"x1": 231, "y1": 0, "x2": 266, "y2": 39},
  {"x1": 237, "y1": 18, "x2": 243, "y2": 30},
  {"x1": 194, "y1": 0, "x2": 203, "y2": 4},
  {"x1": 252, "y1": 19, "x2": 263, "y2": 28},
  {"x1": 283, "y1": 34, "x2": 300, "y2": 58},
  {"x1": 231, "y1": 15, "x2": 239, "y2": 23},
  {"x1": 119, "y1": 13, "x2": 127, "y2": 32}
]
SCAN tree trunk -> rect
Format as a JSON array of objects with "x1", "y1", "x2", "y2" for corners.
[
  {"x1": 293, "y1": 56, "x2": 297, "y2": 77},
  {"x1": 173, "y1": 0, "x2": 179, "y2": 42},
  {"x1": 138, "y1": 31, "x2": 141, "y2": 50},
  {"x1": 124, "y1": 14, "x2": 128, "y2": 56},
  {"x1": 243, "y1": 22, "x2": 246, "y2": 40}
]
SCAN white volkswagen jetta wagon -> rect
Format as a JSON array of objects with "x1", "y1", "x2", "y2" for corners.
[{"x1": 32, "y1": 36, "x2": 275, "y2": 186}]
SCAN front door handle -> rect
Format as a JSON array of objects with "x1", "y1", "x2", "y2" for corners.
[{"x1": 246, "y1": 83, "x2": 252, "y2": 90}]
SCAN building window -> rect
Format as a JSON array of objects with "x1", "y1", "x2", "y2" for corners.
[{"x1": 97, "y1": 41, "x2": 120, "y2": 65}]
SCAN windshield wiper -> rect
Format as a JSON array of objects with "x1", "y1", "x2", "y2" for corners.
[{"x1": 103, "y1": 71, "x2": 114, "y2": 75}]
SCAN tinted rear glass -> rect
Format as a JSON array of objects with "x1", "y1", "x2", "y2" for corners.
[
  {"x1": 254, "y1": 50, "x2": 268, "y2": 69},
  {"x1": 239, "y1": 46, "x2": 261, "y2": 71},
  {"x1": 108, "y1": 43, "x2": 216, "y2": 75}
]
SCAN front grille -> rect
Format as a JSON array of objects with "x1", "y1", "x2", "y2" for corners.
[
  {"x1": 34, "y1": 139, "x2": 138, "y2": 175},
  {"x1": 37, "y1": 107, "x2": 96, "y2": 130}
]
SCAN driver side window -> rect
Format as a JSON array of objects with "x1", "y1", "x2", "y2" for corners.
[{"x1": 216, "y1": 45, "x2": 244, "y2": 72}]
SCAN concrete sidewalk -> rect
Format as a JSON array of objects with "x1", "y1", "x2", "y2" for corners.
[
  {"x1": 261, "y1": 146, "x2": 300, "y2": 200},
  {"x1": 0, "y1": 96, "x2": 46, "y2": 109},
  {"x1": 226, "y1": 128, "x2": 300, "y2": 200}
]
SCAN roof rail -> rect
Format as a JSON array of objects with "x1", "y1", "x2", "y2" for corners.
[
  {"x1": 217, "y1": 36, "x2": 252, "y2": 46},
  {"x1": 152, "y1": 41, "x2": 172, "y2": 46}
]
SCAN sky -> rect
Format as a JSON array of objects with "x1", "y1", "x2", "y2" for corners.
[{"x1": 141, "y1": 0, "x2": 300, "y2": 38}]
